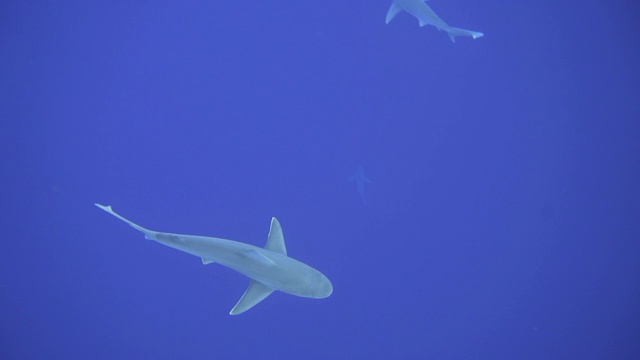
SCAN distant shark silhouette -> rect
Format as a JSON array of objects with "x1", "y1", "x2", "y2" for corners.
[
  {"x1": 95, "y1": 204, "x2": 333, "y2": 315},
  {"x1": 385, "y1": 0, "x2": 484, "y2": 42},
  {"x1": 349, "y1": 165, "x2": 372, "y2": 204}
]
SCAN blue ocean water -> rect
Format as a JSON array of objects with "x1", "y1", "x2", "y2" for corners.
[{"x1": 1, "y1": 1, "x2": 639, "y2": 358}]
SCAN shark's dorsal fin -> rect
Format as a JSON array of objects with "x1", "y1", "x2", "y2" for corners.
[
  {"x1": 264, "y1": 217, "x2": 287, "y2": 255},
  {"x1": 385, "y1": 3, "x2": 402, "y2": 24},
  {"x1": 230, "y1": 280, "x2": 275, "y2": 315}
]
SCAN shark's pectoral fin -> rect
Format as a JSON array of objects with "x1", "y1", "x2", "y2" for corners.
[
  {"x1": 385, "y1": 3, "x2": 402, "y2": 24},
  {"x1": 201, "y1": 258, "x2": 215, "y2": 265},
  {"x1": 230, "y1": 280, "x2": 275, "y2": 315}
]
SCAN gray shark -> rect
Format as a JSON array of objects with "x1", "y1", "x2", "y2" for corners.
[
  {"x1": 385, "y1": 0, "x2": 484, "y2": 42},
  {"x1": 349, "y1": 165, "x2": 372, "y2": 204},
  {"x1": 95, "y1": 204, "x2": 332, "y2": 315}
]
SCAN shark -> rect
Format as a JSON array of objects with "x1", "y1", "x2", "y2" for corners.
[
  {"x1": 95, "y1": 204, "x2": 333, "y2": 315},
  {"x1": 385, "y1": 0, "x2": 484, "y2": 42},
  {"x1": 349, "y1": 165, "x2": 372, "y2": 204}
]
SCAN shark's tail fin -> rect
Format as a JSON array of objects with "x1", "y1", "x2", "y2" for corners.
[
  {"x1": 95, "y1": 203, "x2": 156, "y2": 239},
  {"x1": 446, "y1": 27, "x2": 484, "y2": 43}
]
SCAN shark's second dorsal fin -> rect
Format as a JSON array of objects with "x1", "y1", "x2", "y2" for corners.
[
  {"x1": 230, "y1": 280, "x2": 274, "y2": 315},
  {"x1": 264, "y1": 217, "x2": 287, "y2": 255}
]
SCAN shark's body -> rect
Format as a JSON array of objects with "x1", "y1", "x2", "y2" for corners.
[
  {"x1": 385, "y1": 0, "x2": 484, "y2": 42},
  {"x1": 349, "y1": 165, "x2": 372, "y2": 204},
  {"x1": 95, "y1": 204, "x2": 332, "y2": 315}
]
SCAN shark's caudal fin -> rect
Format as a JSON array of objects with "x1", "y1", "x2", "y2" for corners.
[
  {"x1": 446, "y1": 27, "x2": 484, "y2": 43},
  {"x1": 95, "y1": 203, "x2": 156, "y2": 239}
]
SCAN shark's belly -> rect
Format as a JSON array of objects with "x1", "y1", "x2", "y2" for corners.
[{"x1": 213, "y1": 251, "x2": 324, "y2": 297}]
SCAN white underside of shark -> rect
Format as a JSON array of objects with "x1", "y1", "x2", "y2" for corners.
[
  {"x1": 385, "y1": 0, "x2": 484, "y2": 42},
  {"x1": 95, "y1": 204, "x2": 333, "y2": 315}
]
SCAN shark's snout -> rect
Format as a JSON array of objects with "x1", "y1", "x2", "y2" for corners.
[
  {"x1": 312, "y1": 272, "x2": 333, "y2": 298},
  {"x1": 319, "y1": 278, "x2": 333, "y2": 298}
]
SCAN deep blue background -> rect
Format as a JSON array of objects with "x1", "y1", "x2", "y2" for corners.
[{"x1": 2, "y1": 1, "x2": 639, "y2": 359}]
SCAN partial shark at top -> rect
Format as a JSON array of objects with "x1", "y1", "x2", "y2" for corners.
[{"x1": 385, "y1": 0, "x2": 484, "y2": 42}]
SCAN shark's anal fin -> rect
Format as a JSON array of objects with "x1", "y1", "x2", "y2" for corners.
[
  {"x1": 230, "y1": 280, "x2": 275, "y2": 315},
  {"x1": 264, "y1": 217, "x2": 287, "y2": 255},
  {"x1": 201, "y1": 258, "x2": 215, "y2": 265}
]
